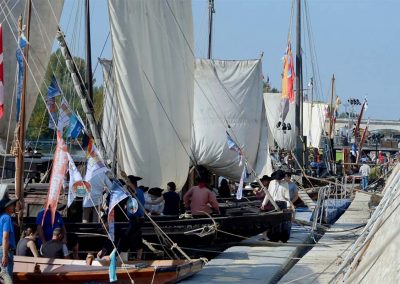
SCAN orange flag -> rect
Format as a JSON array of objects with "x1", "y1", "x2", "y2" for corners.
[{"x1": 281, "y1": 42, "x2": 295, "y2": 103}]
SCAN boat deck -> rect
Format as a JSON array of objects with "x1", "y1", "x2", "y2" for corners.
[
  {"x1": 182, "y1": 209, "x2": 315, "y2": 284},
  {"x1": 279, "y1": 191, "x2": 371, "y2": 283}
]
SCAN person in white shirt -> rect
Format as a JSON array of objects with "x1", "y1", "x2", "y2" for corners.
[
  {"x1": 359, "y1": 161, "x2": 371, "y2": 191},
  {"x1": 261, "y1": 170, "x2": 291, "y2": 210}
]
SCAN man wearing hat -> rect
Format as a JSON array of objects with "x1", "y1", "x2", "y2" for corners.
[
  {"x1": 118, "y1": 175, "x2": 145, "y2": 261},
  {"x1": 144, "y1": 188, "x2": 164, "y2": 215},
  {"x1": 0, "y1": 196, "x2": 18, "y2": 279},
  {"x1": 261, "y1": 170, "x2": 291, "y2": 211}
]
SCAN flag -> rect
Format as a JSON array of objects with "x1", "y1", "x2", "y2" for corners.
[
  {"x1": 333, "y1": 96, "x2": 341, "y2": 123},
  {"x1": 42, "y1": 132, "x2": 69, "y2": 225},
  {"x1": 67, "y1": 153, "x2": 90, "y2": 207},
  {"x1": 108, "y1": 182, "x2": 128, "y2": 241},
  {"x1": 351, "y1": 143, "x2": 358, "y2": 157},
  {"x1": 66, "y1": 113, "x2": 84, "y2": 139},
  {"x1": 57, "y1": 98, "x2": 71, "y2": 132},
  {"x1": 47, "y1": 76, "x2": 61, "y2": 129},
  {"x1": 236, "y1": 165, "x2": 247, "y2": 200},
  {"x1": 281, "y1": 42, "x2": 295, "y2": 104},
  {"x1": 226, "y1": 132, "x2": 243, "y2": 166},
  {"x1": 84, "y1": 143, "x2": 108, "y2": 181},
  {"x1": 16, "y1": 33, "x2": 27, "y2": 121},
  {"x1": 0, "y1": 24, "x2": 4, "y2": 119},
  {"x1": 109, "y1": 248, "x2": 117, "y2": 282}
]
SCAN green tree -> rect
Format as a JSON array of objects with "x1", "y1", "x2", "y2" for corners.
[{"x1": 27, "y1": 49, "x2": 104, "y2": 139}]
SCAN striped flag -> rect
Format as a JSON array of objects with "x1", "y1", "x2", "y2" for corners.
[
  {"x1": 16, "y1": 33, "x2": 27, "y2": 121},
  {"x1": 0, "y1": 24, "x2": 4, "y2": 119}
]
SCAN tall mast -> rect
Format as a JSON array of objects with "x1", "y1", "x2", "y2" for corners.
[
  {"x1": 15, "y1": 0, "x2": 32, "y2": 226},
  {"x1": 207, "y1": 0, "x2": 215, "y2": 59},
  {"x1": 85, "y1": 0, "x2": 94, "y2": 105},
  {"x1": 328, "y1": 74, "x2": 335, "y2": 139},
  {"x1": 295, "y1": 0, "x2": 304, "y2": 166}
]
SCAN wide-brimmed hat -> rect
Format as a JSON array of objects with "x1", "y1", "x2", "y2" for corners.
[
  {"x1": 128, "y1": 175, "x2": 143, "y2": 183},
  {"x1": 0, "y1": 197, "x2": 18, "y2": 210},
  {"x1": 148, "y1": 187, "x2": 163, "y2": 197},
  {"x1": 271, "y1": 170, "x2": 286, "y2": 181},
  {"x1": 260, "y1": 175, "x2": 273, "y2": 182}
]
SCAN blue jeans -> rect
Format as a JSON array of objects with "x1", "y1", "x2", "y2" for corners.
[
  {"x1": 0, "y1": 250, "x2": 13, "y2": 279},
  {"x1": 361, "y1": 176, "x2": 369, "y2": 191}
]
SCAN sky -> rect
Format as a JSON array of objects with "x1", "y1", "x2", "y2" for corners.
[{"x1": 59, "y1": 0, "x2": 400, "y2": 120}]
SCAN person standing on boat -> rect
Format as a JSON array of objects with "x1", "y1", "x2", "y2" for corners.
[
  {"x1": 0, "y1": 196, "x2": 18, "y2": 279},
  {"x1": 260, "y1": 170, "x2": 291, "y2": 211},
  {"x1": 16, "y1": 226, "x2": 39, "y2": 257},
  {"x1": 359, "y1": 161, "x2": 371, "y2": 191},
  {"x1": 117, "y1": 175, "x2": 145, "y2": 261},
  {"x1": 183, "y1": 176, "x2": 220, "y2": 216}
]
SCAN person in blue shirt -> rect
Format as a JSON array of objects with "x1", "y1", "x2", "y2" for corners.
[
  {"x1": 0, "y1": 196, "x2": 18, "y2": 279},
  {"x1": 36, "y1": 207, "x2": 66, "y2": 249},
  {"x1": 117, "y1": 175, "x2": 145, "y2": 261}
]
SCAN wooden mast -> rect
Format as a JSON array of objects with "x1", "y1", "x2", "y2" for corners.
[
  {"x1": 328, "y1": 74, "x2": 335, "y2": 139},
  {"x1": 15, "y1": 0, "x2": 32, "y2": 226},
  {"x1": 295, "y1": 0, "x2": 304, "y2": 167},
  {"x1": 207, "y1": 0, "x2": 215, "y2": 59}
]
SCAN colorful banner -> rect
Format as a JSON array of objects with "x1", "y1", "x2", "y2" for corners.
[
  {"x1": 42, "y1": 132, "x2": 69, "y2": 225},
  {"x1": 57, "y1": 98, "x2": 71, "y2": 132},
  {"x1": 16, "y1": 33, "x2": 27, "y2": 121},
  {"x1": 108, "y1": 182, "x2": 128, "y2": 241},
  {"x1": 84, "y1": 143, "x2": 108, "y2": 181},
  {"x1": 47, "y1": 76, "x2": 61, "y2": 129},
  {"x1": 281, "y1": 42, "x2": 295, "y2": 104},
  {"x1": 67, "y1": 153, "x2": 90, "y2": 207},
  {"x1": 66, "y1": 113, "x2": 84, "y2": 139},
  {"x1": 0, "y1": 24, "x2": 4, "y2": 119}
]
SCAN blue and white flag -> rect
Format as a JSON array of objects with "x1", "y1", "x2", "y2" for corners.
[
  {"x1": 351, "y1": 143, "x2": 358, "y2": 157},
  {"x1": 67, "y1": 153, "x2": 84, "y2": 207},
  {"x1": 109, "y1": 248, "x2": 117, "y2": 282},
  {"x1": 236, "y1": 165, "x2": 247, "y2": 200},
  {"x1": 47, "y1": 76, "x2": 61, "y2": 129},
  {"x1": 16, "y1": 34, "x2": 27, "y2": 121},
  {"x1": 226, "y1": 132, "x2": 243, "y2": 166},
  {"x1": 66, "y1": 113, "x2": 84, "y2": 139},
  {"x1": 108, "y1": 182, "x2": 128, "y2": 242},
  {"x1": 57, "y1": 98, "x2": 71, "y2": 132}
]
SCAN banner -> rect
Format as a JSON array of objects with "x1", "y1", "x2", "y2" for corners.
[
  {"x1": 42, "y1": 132, "x2": 68, "y2": 225},
  {"x1": 236, "y1": 165, "x2": 247, "y2": 200},
  {"x1": 66, "y1": 113, "x2": 84, "y2": 139},
  {"x1": 16, "y1": 33, "x2": 27, "y2": 121},
  {"x1": 108, "y1": 182, "x2": 128, "y2": 241},
  {"x1": 47, "y1": 76, "x2": 61, "y2": 129},
  {"x1": 57, "y1": 98, "x2": 71, "y2": 132},
  {"x1": 0, "y1": 24, "x2": 4, "y2": 119},
  {"x1": 281, "y1": 42, "x2": 295, "y2": 104},
  {"x1": 67, "y1": 153, "x2": 91, "y2": 207}
]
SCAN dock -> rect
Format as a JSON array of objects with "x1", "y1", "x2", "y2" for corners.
[{"x1": 279, "y1": 191, "x2": 371, "y2": 283}]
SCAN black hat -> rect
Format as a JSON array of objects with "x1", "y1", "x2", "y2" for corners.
[
  {"x1": 0, "y1": 197, "x2": 18, "y2": 210},
  {"x1": 271, "y1": 170, "x2": 286, "y2": 181},
  {"x1": 260, "y1": 175, "x2": 273, "y2": 181},
  {"x1": 127, "y1": 175, "x2": 143, "y2": 183},
  {"x1": 148, "y1": 187, "x2": 163, "y2": 197},
  {"x1": 138, "y1": 185, "x2": 149, "y2": 193}
]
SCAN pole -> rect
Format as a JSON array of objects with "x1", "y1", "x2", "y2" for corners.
[
  {"x1": 295, "y1": 0, "x2": 304, "y2": 167},
  {"x1": 207, "y1": 0, "x2": 215, "y2": 59},
  {"x1": 85, "y1": 0, "x2": 94, "y2": 106},
  {"x1": 328, "y1": 74, "x2": 335, "y2": 139},
  {"x1": 15, "y1": 0, "x2": 32, "y2": 227}
]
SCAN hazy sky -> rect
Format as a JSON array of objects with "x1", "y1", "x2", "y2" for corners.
[{"x1": 59, "y1": 0, "x2": 400, "y2": 120}]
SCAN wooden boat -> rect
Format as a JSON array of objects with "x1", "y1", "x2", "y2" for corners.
[{"x1": 13, "y1": 256, "x2": 204, "y2": 283}]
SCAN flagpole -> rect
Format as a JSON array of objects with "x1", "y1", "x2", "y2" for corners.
[
  {"x1": 15, "y1": 0, "x2": 32, "y2": 228},
  {"x1": 207, "y1": 0, "x2": 215, "y2": 59}
]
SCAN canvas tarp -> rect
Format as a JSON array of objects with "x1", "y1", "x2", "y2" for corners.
[{"x1": 108, "y1": 0, "x2": 194, "y2": 189}]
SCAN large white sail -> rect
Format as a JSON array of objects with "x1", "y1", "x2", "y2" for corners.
[
  {"x1": 264, "y1": 93, "x2": 326, "y2": 150},
  {"x1": 108, "y1": 1, "x2": 194, "y2": 189},
  {"x1": 191, "y1": 59, "x2": 269, "y2": 180},
  {"x1": 0, "y1": 0, "x2": 64, "y2": 153},
  {"x1": 99, "y1": 59, "x2": 117, "y2": 166}
]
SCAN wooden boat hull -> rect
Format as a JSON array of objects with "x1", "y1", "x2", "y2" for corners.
[{"x1": 13, "y1": 257, "x2": 204, "y2": 283}]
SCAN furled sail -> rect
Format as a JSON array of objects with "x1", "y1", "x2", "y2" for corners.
[
  {"x1": 0, "y1": 0, "x2": 64, "y2": 153},
  {"x1": 191, "y1": 59, "x2": 269, "y2": 180},
  {"x1": 108, "y1": 1, "x2": 194, "y2": 189},
  {"x1": 99, "y1": 59, "x2": 117, "y2": 166},
  {"x1": 264, "y1": 92, "x2": 327, "y2": 150}
]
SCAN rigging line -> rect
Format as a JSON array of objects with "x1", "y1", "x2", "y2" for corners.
[
  {"x1": 92, "y1": 31, "x2": 110, "y2": 76},
  {"x1": 141, "y1": 70, "x2": 199, "y2": 170},
  {"x1": 287, "y1": 0, "x2": 295, "y2": 43}
]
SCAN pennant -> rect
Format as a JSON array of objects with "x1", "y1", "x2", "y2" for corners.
[
  {"x1": 67, "y1": 153, "x2": 90, "y2": 207},
  {"x1": 108, "y1": 182, "x2": 128, "y2": 241},
  {"x1": 57, "y1": 98, "x2": 71, "y2": 132},
  {"x1": 42, "y1": 132, "x2": 69, "y2": 225},
  {"x1": 281, "y1": 42, "x2": 295, "y2": 104},
  {"x1": 16, "y1": 33, "x2": 27, "y2": 121},
  {"x1": 47, "y1": 76, "x2": 61, "y2": 129},
  {"x1": 0, "y1": 24, "x2": 4, "y2": 119},
  {"x1": 109, "y1": 248, "x2": 117, "y2": 282},
  {"x1": 236, "y1": 165, "x2": 247, "y2": 200},
  {"x1": 67, "y1": 113, "x2": 84, "y2": 139},
  {"x1": 226, "y1": 132, "x2": 243, "y2": 166}
]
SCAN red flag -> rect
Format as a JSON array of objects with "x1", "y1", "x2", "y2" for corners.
[
  {"x1": 281, "y1": 42, "x2": 295, "y2": 104},
  {"x1": 42, "y1": 132, "x2": 69, "y2": 225},
  {"x1": 0, "y1": 24, "x2": 4, "y2": 118}
]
